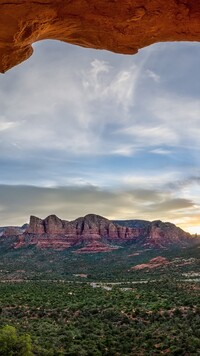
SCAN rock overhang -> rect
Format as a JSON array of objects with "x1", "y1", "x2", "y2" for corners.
[{"x1": 0, "y1": 0, "x2": 200, "y2": 73}]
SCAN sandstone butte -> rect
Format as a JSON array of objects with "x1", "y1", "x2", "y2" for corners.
[
  {"x1": 0, "y1": 0, "x2": 200, "y2": 73},
  {"x1": 0, "y1": 213, "x2": 192, "y2": 252}
]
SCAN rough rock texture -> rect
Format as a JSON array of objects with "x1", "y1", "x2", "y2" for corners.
[
  {"x1": 2, "y1": 227, "x2": 23, "y2": 237},
  {"x1": 44, "y1": 214, "x2": 65, "y2": 235},
  {"x1": 0, "y1": 0, "x2": 200, "y2": 72},
  {"x1": 27, "y1": 216, "x2": 45, "y2": 234},
  {"x1": 74, "y1": 241, "x2": 118, "y2": 254},
  {"x1": 131, "y1": 255, "x2": 198, "y2": 270},
  {"x1": 131, "y1": 256, "x2": 169, "y2": 270},
  {"x1": 12, "y1": 213, "x2": 192, "y2": 251},
  {"x1": 26, "y1": 213, "x2": 147, "y2": 242},
  {"x1": 0, "y1": 225, "x2": 27, "y2": 237},
  {"x1": 146, "y1": 220, "x2": 191, "y2": 247}
]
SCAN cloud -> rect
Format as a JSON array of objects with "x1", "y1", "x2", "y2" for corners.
[
  {"x1": 0, "y1": 118, "x2": 17, "y2": 132},
  {"x1": 0, "y1": 44, "x2": 145, "y2": 159},
  {"x1": 0, "y1": 41, "x2": 200, "y2": 232},
  {"x1": 111, "y1": 145, "x2": 140, "y2": 157},
  {"x1": 147, "y1": 198, "x2": 194, "y2": 212},
  {"x1": 147, "y1": 95, "x2": 200, "y2": 149},
  {"x1": 1, "y1": 40, "x2": 199, "y2": 164},
  {"x1": 146, "y1": 69, "x2": 160, "y2": 83},
  {"x1": 0, "y1": 184, "x2": 198, "y2": 232},
  {"x1": 150, "y1": 148, "x2": 171, "y2": 155},
  {"x1": 125, "y1": 189, "x2": 168, "y2": 203},
  {"x1": 116, "y1": 124, "x2": 179, "y2": 147},
  {"x1": 122, "y1": 171, "x2": 180, "y2": 189},
  {"x1": 167, "y1": 176, "x2": 200, "y2": 190},
  {"x1": 82, "y1": 59, "x2": 111, "y2": 92}
]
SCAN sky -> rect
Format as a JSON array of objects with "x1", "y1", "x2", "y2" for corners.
[{"x1": 0, "y1": 40, "x2": 200, "y2": 233}]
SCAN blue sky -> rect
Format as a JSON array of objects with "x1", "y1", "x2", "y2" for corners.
[{"x1": 0, "y1": 40, "x2": 200, "y2": 232}]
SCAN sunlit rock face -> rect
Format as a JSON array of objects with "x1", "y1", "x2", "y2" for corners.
[
  {"x1": 7, "y1": 213, "x2": 191, "y2": 251},
  {"x1": 0, "y1": 0, "x2": 200, "y2": 72},
  {"x1": 25, "y1": 213, "x2": 144, "y2": 243}
]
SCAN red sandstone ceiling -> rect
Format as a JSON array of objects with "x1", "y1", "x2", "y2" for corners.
[{"x1": 0, "y1": 0, "x2": 200, "y2": 73}]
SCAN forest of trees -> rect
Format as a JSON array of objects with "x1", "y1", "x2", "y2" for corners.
[{"x1": 0, "y1": 280, "x2": 199, "y2": 355}]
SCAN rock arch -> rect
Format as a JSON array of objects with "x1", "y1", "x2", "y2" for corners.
[{"x1": 0, "y1": 0, "x2": 200, "y2": 72}]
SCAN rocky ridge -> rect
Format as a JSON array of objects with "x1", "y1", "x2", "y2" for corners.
[
  {"x1": 0, "y1": 224, "x2": 27, "y2": 238},
  {"x1": 132, "y1": 256, "x2": 170, "y2": 270},
  {"x1": 0, "y1": 214, "x2": 193, "y2": 253},
  {"x1": 131, "y1": 255, "x2": 198, "y2": 271}
]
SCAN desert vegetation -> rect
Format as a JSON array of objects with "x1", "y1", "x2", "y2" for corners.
[{"x1": 0, "y1": 279, "x2": 200, "y2": 354}]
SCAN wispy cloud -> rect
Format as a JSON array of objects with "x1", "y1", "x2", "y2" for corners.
[
  {"x1": 116, "y1": 124, "x2": 179, "y2": 147},
  {"x1": 145, "y1": 69, "x2": 160, "y2": 83},
  {"x1": 0, "y1": 116, "x2": 18, "y2": 132},
  {"x1": 0, "y1": 41, "x2": 200, "y2": 231},
  {"x1": 150, "y1": 148, "x2": 171, "y2": 155},
  {"x1": 0, "y1": 48, "x2": 144, "y2": 158}
]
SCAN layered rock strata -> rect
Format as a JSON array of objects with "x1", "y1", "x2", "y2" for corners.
[{"x1": 9, "y1": 213, "x2": 191, "y2": 251}]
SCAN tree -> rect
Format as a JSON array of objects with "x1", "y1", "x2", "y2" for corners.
[{"x1": 0, "y1": 325, "x2": 33, "y2": 356}]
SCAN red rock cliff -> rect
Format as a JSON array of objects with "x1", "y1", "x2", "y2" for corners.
[
  {"x1": 146, "y1": 220, "x2": 191, "y2": 247},
  {"x1": 24, "y1": 213, "x2": 192, "y2": 249},
  {"x1": 0, "y1": 213, "x2": 193, "y2": 251},
  {"x1": 27, "y1": 216, "x2": 45, "y2": 234}
]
